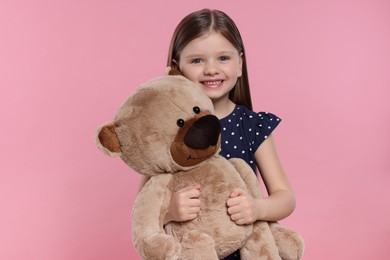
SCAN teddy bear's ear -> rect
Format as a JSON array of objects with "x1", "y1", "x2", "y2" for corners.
[
  {"x1": 168, "y1": 68, "x2": 182, "y2": 76},
  {"x1": 95, "y1": 122, "x2": 122, "y2": 157}
]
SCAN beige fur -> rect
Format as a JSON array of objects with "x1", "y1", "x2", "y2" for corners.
[{"x1": 95, "y1": 74, "x2": 304, "y2": 259}]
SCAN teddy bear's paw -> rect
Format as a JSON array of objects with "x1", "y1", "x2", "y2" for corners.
[
  {"x1": 180, "y1": 231, "x2": 218, "y2": 260},
  {"x1": 140, "y1": 233, "x2": 181, "y2": 260},
  {"x1": 269, "y1": 223, "x2": 304, "y2": 260},
  {"x1": 240, "y1": 224, "x2": 281, "y2": 260}
]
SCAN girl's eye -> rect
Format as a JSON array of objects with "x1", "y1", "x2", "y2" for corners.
[
  {"x1": 191, "y1": 58, "x2": 202, "y2": 64},
  {"x1": 219, "y1": 56, "x2": 230, "y2": 61}
]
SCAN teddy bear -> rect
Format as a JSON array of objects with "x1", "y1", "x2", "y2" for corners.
[{"x1": 95, "y1": 70, "x2": 304, "y2": 259}]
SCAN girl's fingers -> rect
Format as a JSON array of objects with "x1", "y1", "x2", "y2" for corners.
[
  {"x1": 179, "y1": 184, "x2": 201, "y2": 199},
  {"x1": 180, "y1": 184, "x2": 200, "y2": 192},
  {"x1": 188, "y1": 188, "x2": 201, "y2": 199},
  {"x1": 187, "y1": 213, "x2": 198, "y2": 220},
  {"x1": 229, "y1": 188, "x2": 245, "y2": 198},
  {"x1": 188, "y1": 205, "x2": 201, "y2": 213}
]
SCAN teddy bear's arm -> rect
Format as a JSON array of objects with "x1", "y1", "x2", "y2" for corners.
[
  {"x1": 228, "y1": 158, "x2": 304, "y2": 260},
  {"x1": 228, "y1": 158, "x2": 282, "y2": 259},
  {"x1": 132, "y1": 174, "x2": 182, "y2": 260},
  {"x1": 228, "y1": 158, "x2": 263, "y2": 199}
]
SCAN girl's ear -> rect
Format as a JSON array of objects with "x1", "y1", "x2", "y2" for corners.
[
  {"x1": 95, "y1": 122, "x2": 122, "y2": 157},
  {"x1": 238, "y1": 52, "x2": 244, "y2": 77}
]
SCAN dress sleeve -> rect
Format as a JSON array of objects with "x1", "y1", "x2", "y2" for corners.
[{"x1": 252, "y1": 112, "x2": 281, "y2": 152}]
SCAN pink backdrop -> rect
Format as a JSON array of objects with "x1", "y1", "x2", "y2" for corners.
[{"x1": 1, "y1": 0, "x2": 389, "y2": 259}]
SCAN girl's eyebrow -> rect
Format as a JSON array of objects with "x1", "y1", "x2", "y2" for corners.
[
  {"x1": 183, "y1": 54, "x2": 203, "y2": 59},
  {"x1": 218, "y1": 50, "x2": 234, "y2": 53},
  {"x1": 217, "y1": 50, "x2": 236, "y2": 55},
  {"x1": 183, "y1": 50, "x2": 236, "y2": 59},
  {"x1": 182, "y1": 54, "x2": 205, "y2": 62}
]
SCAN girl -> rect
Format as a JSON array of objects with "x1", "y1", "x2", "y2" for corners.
[{"x1": 138, "y1": 9, "x2": 296, "y2": 260}]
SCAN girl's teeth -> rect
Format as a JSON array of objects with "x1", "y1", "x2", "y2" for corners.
[{"x1": 204, "y1": 81, "x2": 222, "y2": 85}]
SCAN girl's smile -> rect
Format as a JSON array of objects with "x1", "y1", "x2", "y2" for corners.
[
  {"x1": 201, "y1": 79, "x2": 224, "y2": 89},
  {"x1": 177, "y1": 31, "x2": 243, "y2": 103}
]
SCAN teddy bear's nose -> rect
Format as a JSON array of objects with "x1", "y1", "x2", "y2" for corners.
[{"x1": 184, "y1": 115, "x2": 221, "y2": 149}]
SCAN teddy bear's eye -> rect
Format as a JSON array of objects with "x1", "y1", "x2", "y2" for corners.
[
  {"x1": 193, "y1": 106, "x2": 200, "y2": 114},
  {"x1": 177, "y1": 119, "x2": 185, "y2": 127}
]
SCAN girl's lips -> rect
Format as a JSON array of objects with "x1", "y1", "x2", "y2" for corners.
[{"x1": 200, "y1": 80, "x2": 224, "y2": 89}]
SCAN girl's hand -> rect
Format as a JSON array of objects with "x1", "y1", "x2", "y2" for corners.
[
  {"x1": 227, "y1": 188, "x2": 259, "y2": 225},
  {"x1": 164, "y1": 184, "x2": 201, "y2": 224}
]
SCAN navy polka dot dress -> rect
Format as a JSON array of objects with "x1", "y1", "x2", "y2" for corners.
[
  {"x1": 220, "y1": 105, "x2": 281, "y2": 260},
  {"x1": 220, "y1": 105, "x2": 281, "y2": 173}
]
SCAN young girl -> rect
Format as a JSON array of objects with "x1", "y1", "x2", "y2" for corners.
[{"x1": 138, "y1": 9, "x2": 296, "y2": 260}]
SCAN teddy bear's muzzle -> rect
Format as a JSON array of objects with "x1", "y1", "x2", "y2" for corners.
[{"x1": 183, "y1": 114, "x2": 221, "y2": 149}]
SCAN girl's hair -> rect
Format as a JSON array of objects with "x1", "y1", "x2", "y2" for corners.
[{"x1": 167, "y1": 8, "x2": 253, "y2": 110}]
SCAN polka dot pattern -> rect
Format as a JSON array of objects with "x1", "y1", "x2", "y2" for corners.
[{"x1": 219, "y1": 105, "x2": 281, "y2": 173}]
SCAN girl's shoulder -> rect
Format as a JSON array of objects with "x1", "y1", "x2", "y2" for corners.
[
  {"x1": 221, "y1": 104, "x2": 281, "y2": 126},
  {"x1": 220, "y1": 104, "x2": 282, "y2": 155}
]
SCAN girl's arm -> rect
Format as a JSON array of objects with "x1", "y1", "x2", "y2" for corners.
[
  {"x1": 227, "y1": 134, "x2": 295, "y2": 224},
  {"x1": 137, "y1": 175, "x2": 201, "y2": 224},
  {"x1": 254, "y1": 134, "x2": 296, "y2": 221}
]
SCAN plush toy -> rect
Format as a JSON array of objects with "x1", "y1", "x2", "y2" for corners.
[{"x1": 95, "y1": 71, "x2": 304, "y2": 260}]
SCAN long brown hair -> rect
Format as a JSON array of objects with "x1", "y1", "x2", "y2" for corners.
[{"x1": 167, "y1": 9, "x2": 253, "y2": 110}]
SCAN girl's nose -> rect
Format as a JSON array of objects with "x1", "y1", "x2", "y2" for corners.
[{"x1": 204, "y1": 61, "x2": 219, "y2": 75}]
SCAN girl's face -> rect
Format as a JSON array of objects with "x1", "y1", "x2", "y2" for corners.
[{"x1": 177, "y1": 31, "x2": 243, "y2": 103}]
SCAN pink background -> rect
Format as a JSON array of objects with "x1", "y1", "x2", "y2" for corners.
[{"x1": 1, "y1": 0, "x2": 389, "y2": 259}]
